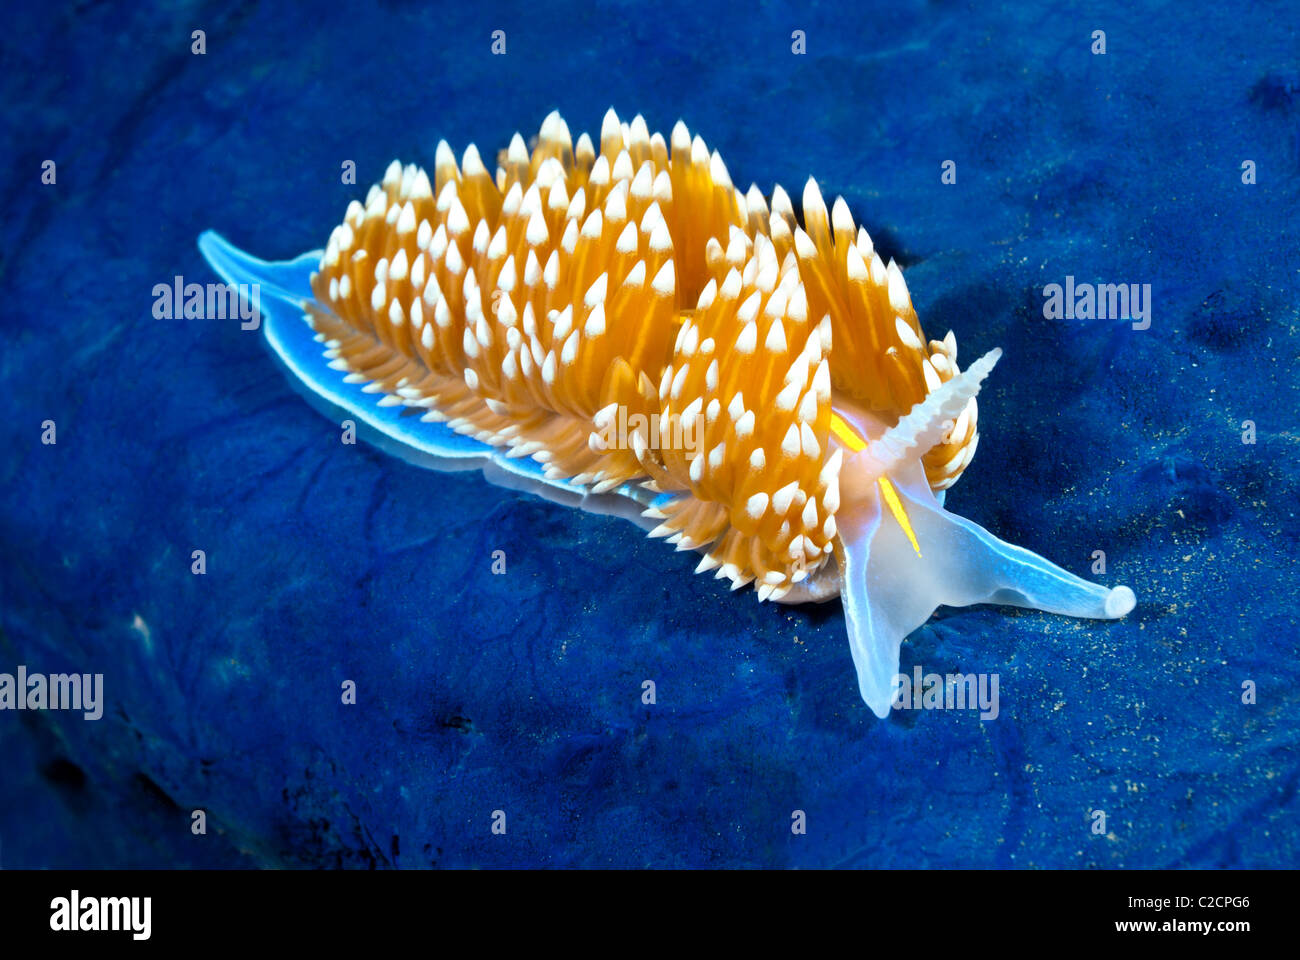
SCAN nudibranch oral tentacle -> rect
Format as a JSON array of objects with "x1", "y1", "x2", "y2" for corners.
[{"x1": 199, "y1": 108, "x2": 1136, "y2": 718}]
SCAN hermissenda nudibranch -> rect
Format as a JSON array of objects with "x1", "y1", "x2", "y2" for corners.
[{"x1": 199, "y1": 109, "x2": 1136, "y2": 718}]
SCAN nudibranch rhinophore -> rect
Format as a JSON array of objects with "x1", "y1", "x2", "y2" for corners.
[{"x1": 199, "y1": 109, "x2": 1136, "y2": 718}]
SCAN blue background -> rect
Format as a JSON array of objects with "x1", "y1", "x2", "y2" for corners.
[{"x1": 1, "y1": 0, "x2": 1297, "y2": 867}]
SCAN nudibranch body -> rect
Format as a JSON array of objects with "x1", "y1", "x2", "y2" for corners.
[{"x1": 200, "y1": 109, "x2": 1135, "y2": 717}]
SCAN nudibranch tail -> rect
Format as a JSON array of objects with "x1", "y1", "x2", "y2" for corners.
[
  {"x1": 196, "y1": 229, "x2": 670, "y2": 529},
  {"x1": 199, "y1": 107, "x2": 1137, "y2": 718}
]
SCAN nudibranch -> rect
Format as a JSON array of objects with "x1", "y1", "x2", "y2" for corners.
[{"x1": 199, "y1": 109, "x2": 1135, "y2": 717}]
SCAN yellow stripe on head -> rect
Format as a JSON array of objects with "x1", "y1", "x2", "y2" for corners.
[
  {"x1": 877, "y1": 476, "x2": 923, "y2": 558},
  {"x1": 828, "y1": 412, "x2": 923, "y2": 558},
  {"x1": 829, "y1": 411, "x2": 866, "y2": 452}
]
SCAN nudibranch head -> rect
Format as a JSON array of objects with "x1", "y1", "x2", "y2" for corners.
[{"x1": 200, "y1": 108, "x2": 1136, "y2": 718}]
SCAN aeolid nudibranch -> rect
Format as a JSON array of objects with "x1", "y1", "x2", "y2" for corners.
[{"x1": 200, "y1": 109, "x2": 1135, "y2": 718}]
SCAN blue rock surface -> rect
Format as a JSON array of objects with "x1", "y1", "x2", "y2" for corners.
[{"x1": 1, "y1": 0, "x2": 1297, "y2": 867}]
